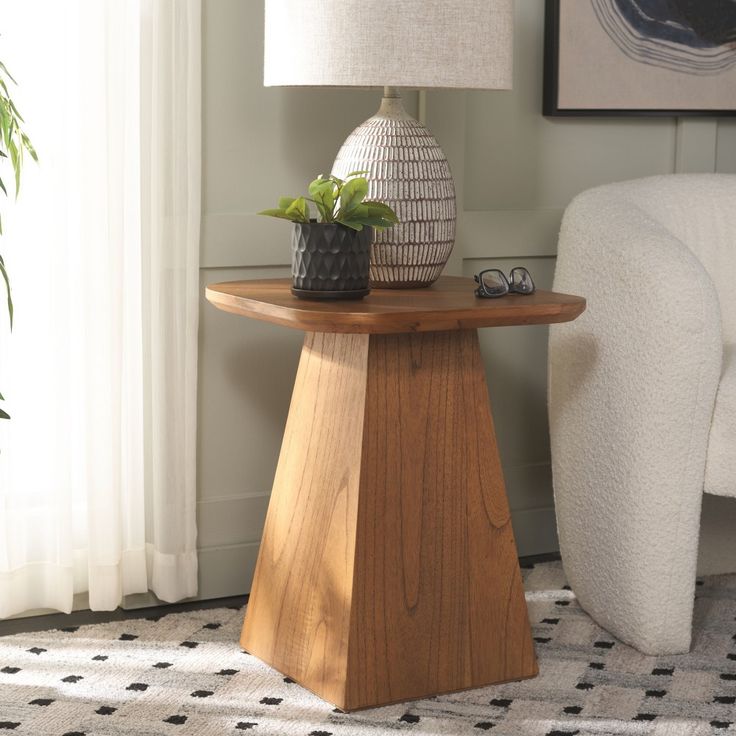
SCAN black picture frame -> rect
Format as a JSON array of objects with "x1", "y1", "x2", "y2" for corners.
[{"x1": 543, "y1": 0, "x2": 736, "y2": 118}]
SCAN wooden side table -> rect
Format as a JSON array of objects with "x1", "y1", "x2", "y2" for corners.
[{"x1": 206, "y1": 276, "x2": 586, "y2": 711}]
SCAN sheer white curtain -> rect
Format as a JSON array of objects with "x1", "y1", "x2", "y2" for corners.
[{"x1": 0, "y1": 0, "x2": 200, "y2": 617}]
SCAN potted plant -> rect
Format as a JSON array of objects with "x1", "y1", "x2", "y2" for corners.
[
  {"x1": 0, "y1": 58, "x2": 37, "y2": 419},
  {"x1": 260, "y1": 172, "x2": 398, "y2": 300}
]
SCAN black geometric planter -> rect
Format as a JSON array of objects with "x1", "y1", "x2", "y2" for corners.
[{"x1": 291, "y1": 222, "x2": 372, "y2": 300}]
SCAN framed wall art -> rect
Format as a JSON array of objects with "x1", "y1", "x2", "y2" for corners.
[{"x1": 543, "y1": 0, "x2": 736, "y2": 116}]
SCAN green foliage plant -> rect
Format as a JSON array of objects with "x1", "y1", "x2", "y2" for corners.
[
  {"x1": 0, "y1": 58, "x2": 37, "y2": 419},
  {"x1": 259, "y1": 171, "x2": 398, "y2": 231}
]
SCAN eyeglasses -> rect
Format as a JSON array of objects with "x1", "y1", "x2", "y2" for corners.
[{"x1": 474, "y1": 267, "x2": 535, "y2": 298}]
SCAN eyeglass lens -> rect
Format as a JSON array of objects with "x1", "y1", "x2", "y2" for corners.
[
  {"x1": 480, "y1": 270, "x2": 509, "y2": 296},
  {"x1": 510, "y1": 268, "x2": 534, "y2": 294}
]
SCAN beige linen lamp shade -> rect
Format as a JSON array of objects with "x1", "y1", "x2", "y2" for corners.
[
  {"x1": 264, "y1": 0, "x2": 513, "y2": 90},
  {"x1": 263, "y1": 0, "x2": 514, "y2": 288}
]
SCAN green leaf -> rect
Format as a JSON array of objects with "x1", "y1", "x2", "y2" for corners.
[
  {"x1": 349, "y1": 205, "x2": 393, "y2": 230},
  {"x1": 258, "y1": 207, "x2": 292, "y2": 220},
  {"x1": 21, "y1": 133, "x2": 37, "y2": 161},
  {"x1": 307, "y1": 177, "x2": 331, "y2": 198},
  {"x1": 339, "y1": 177, "x2": 368, "y2": 215},
  {"x1": 0, "y1": 406, "x2": 9, "y2": 420},
  {"x1": 363, "y1": 201, "x2": 399, "y2": 223},
  {"x1": 345, "y1": 170, "x2": 369, "y2": 178},
  {"x1": 285, "y1": 196, "x2": 310, "y2": 222},
  {"x1": 0, "y1": 61, "x2": 17, "y2": 84},
  {"x1": 0, "y1": 103, "x2": 10, "y2": 149},
  {"x1": 278, "y1": 196, "x2": 296, "y2": 210},
  {"x1": 8, "y1": 140, "x2": 20, "y2": 195},
  {"x1": 308, "y1": 178, "x2": 336, "y2": 222},
  {"x1": 0, "y1": 254, "x2": 13, "y2": 329},
  {"x1": 356, "y1": 215, "x2": 394, "y2": 229},
  {"x1": 336, "y1": 219, "x2": 363, "y2": 231},
  {"x1": 7, "y1": 98, "x2": 23, "y2": 123},
  {"x1": 0, "y1": 176, "x2": 6, "y2": 197},
  {"x1": 307, "y1": 196, "x2": 329, "y2": 223}
]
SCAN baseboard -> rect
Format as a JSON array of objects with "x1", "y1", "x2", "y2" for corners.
[
  {"x1": 192, "y1": 507, "x2": 560, "y2": 599},
  {"x1": 196, "y1": 541, "x2": 261, "y2": 600},
  {"x1": 123, "y1": 541, "x2": 262, "y2": 608}
]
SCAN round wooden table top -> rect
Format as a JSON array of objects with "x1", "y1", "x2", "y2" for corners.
[{"x1": 205, "y1": 276, "x2": 586, "y2": 335}]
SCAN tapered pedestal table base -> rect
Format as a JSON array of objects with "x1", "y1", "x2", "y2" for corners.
[
  {"x1": 241, "y1": 329, "x2": 537, "y2": 711},
  {"x1": 205, "y1": 276, "x2": 586, "y2": 711}
]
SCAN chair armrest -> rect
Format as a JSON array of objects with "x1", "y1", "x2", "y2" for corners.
[{"x1": 548, "y1": 188, "x2": 722, "y2": 652}]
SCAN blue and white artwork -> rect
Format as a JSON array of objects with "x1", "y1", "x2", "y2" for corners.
[
  {"x1": 549, "y1": 0, "x2": 736, "y2": 114},
  {"x1": 592, "y1": 0, "x2": 736, "y2": 75}
]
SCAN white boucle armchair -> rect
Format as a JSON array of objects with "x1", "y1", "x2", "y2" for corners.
[{"x1": 549, "y1": 174, "x2": 736, "y2": 655}]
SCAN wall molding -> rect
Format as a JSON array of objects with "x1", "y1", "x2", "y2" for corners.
[
  {"x1": 675, "y1": 119, "x2": 719, "y2": 173},
  {"x1": 460, "y1": 210, "x2": 563, "y2": 259},
  {"x1": 201, "y1": 213, "x2": 290, "y2": 269},
  {"x1": 716, "y1": 120, "x2": 736, "y2": 173},
  {"x1": 197, "y1": 492, "x2": 271, "y2": 549}
]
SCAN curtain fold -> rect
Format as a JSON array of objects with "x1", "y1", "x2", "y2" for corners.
[{"x1": 0, "y1": 0, "x2": 201, "y2": 618}]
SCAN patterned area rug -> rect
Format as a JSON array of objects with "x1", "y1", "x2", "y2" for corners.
[{"x1": 1, "y1": 561, "x2": 735, "y2": 735}]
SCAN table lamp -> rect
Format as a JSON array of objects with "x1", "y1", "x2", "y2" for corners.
[{"x1": 264, "y1": 0, "x2": 513, "y2": 288}]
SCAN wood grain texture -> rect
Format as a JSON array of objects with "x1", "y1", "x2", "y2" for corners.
[
  {"x1": 240, "y1": 332, "x2": 369, "y2": 707},
  {"x1": 240, "y1": 329, "x2": 538, "y2": 711},
  {"x1": 346, "y1": 329, "x2": 537, "y2": 709},
  {"x1": 206, "y1": 276, "x2": 585, "y2": 334}
]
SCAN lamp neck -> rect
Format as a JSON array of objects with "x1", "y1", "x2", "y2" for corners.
[{"x1": 378, "y1": 87, "x2": 411, "y2": 120}]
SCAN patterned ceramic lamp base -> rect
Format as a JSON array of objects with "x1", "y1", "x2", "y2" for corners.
[{"x1": 331, "y1": 89, "x2": 457, "y2": 289}]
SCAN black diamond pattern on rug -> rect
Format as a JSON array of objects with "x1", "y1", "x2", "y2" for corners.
[
  {"x1": 0, "y1": 562, "x2": 734, "y2": 735},
  {"x1": 715, "y1": 695, "x2": 736, "y2": 704},
  {"x1": 191, "y1": 690, "x2": 214, "y2": 698},
  {"x1": 164, "y1": 715, "x2": 187, "y2": 725},
  {"x1": 652, "y1": 667, "x2": 674, "y2": 675},
  {"x1": 126, "y1": 682, "x2": 148, "y2": 691}
]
